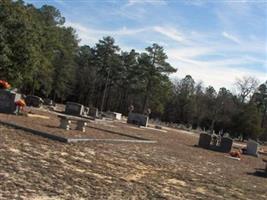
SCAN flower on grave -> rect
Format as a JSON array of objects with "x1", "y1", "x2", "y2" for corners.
[
  {"x1": 0, "y1": 80, "x2": 11, "y2": 89},
  {"x1": 15, "y1": 99, "x2": 26, "y2": 107}
]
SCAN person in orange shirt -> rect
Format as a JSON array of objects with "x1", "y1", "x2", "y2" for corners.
[{"x1": 15, "y1": 99, "x2": 26, "y2": 114}]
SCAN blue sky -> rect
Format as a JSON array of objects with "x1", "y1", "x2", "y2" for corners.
[{"x1": 25, "y1": 0, "x2": 267, "y2": 90}]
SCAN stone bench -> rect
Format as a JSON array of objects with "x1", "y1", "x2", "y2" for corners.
[
  {"x1": 58, "y1": 116, "x2": 88, "y2": 132},
  {"x1": 59, "y1": 116, "x2": 71, "y2": 131},
  {"x1": 76, "y1": 120, "x2": 88, "y2": 132}
]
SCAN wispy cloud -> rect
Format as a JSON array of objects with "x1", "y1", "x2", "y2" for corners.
[
  {"x1": 153, "y1": 26, "x2": 186, "y2": 43},
  {"x1": 169, "y1": 56, "x2": 266, "y2": 90},
  {"x1": 222, "y1": 31, "x2": 241, "y2": 44},
  {"x1": 184, "y1": 0, "x2": 206, "y2": 7},
  {"x1": 66, "y1": 21, "x2": 150, "y2": 44},
  {"x1": 54, "y1": 0, "x2": 67, "y2": 6},
  {"x1": 126, "y1": 0, "x2": 167, "y2": 6}
]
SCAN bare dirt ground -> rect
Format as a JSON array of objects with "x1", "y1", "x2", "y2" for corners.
[
  {"x1": 0, "y1": 111, "x2": 142, "y2": 140},
  {"x1": 0, "y1": 111, "x2": 267, "y2": 200}
]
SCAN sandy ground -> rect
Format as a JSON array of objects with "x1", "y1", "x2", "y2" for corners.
[{"x1": 0, "y1": 110, "x2": 267, "y2": 200}]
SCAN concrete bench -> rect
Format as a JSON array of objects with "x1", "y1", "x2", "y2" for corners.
[
  {"x1": 75, "y1": 120, "x2": 88, "y2": 132},
  {"x1": 58, "y1": 115, "x2": 88, "y2": 132},
  {"x1": 59, "y1": 116, "x2": 72, "y2": 131}
]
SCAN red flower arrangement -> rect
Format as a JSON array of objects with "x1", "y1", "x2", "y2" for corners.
[
  {"x1": 0, "y1": 80, "x2": 11, "y2": 89},
  {"x1": 230, "y1": 150, "x2": 241, "y2": 158},
  {"x1": 15, "y1": 99, "x2": 26, "y2": 107}
]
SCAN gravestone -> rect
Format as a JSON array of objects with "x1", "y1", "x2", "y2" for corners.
[
  {"x1": 83, "y1": 107, "x2": 90, "y2": 116},
  {"x1": 112, "y1": 112, "x2": 122, "y2": 120},
  {"x1": 65, "y1": 102, "x2": 84, "y2": 116},
  {"x1": 246, "y1": 140, "x2": 259, "y2": 156},
  {"x1": 220, "y1": 137, "x2": 233, "y2": 153},
  {"x1": 88, "y1": 107, "x2": 98, "y2": 118},
  {"x1": 25, "y1": 95, "x2": 44, "y2": 107},
  {"x1": 0, "y1": 89, "x2": 21, "y2": 114},
  {"x1": 127, "y1": 113, "x2": 148, "y2": 127},
  {"x1": 44, "y1": 98, "x2": 55, "y2": 106},
  {"x1": 105, "y1": 112, "x2": 122, "y2": 120},
  {"x1": 198, "y1": 133, "x2": 211, "y2": 149}
]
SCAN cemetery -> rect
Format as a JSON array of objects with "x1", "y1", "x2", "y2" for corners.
[
  {"x1": 0, "y1": 80, "x2": 267, "y2": 199},
  {"x1": 1, "y1": 1, "x2": 267, "y2": 199}
]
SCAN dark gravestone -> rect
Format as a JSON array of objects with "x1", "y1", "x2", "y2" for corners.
[
  {"x1": 25, "y1": 95, "x2": 44, "y2": 107},
  {"x1": 220, "y1": 137, "x2": 233, "y2": 153},
  {"x1": 44, "y1": 98, "x2": 55, "y2": 106},
  {"x1": 127, "y1": 113, "x2": 148, "y2": 127},
  {"x1": 0, "y1": 90, "x2": 21, "y2": 114},
  {"x1": 88, "y1": 107, "x2": 98, "y2": 118},
  {"x1": 65, "y1": 102, "x2": 84, "y2": 116},
  {"x1": 198, "y1": 133, "x2": 211, "y2": 149}
]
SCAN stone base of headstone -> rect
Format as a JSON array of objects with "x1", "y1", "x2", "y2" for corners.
[
  {"x1": 198, "y1": 133, "x2": 211, "y2": 149},
  {"x1": 76, "y1": 120, "x2": 87, "y2": 132},
  {"x1": 59, "y1": 118, "x2": 71, "y2": 130}
]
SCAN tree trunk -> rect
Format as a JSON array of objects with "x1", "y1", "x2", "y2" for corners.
[
  {"x1": 142, "y1": 79, "x2": 151, "y2": 113},
  {"x1": 261, "y1": 104, "x2": 267, "y2": 128},
  {"x1": 100, "y1": 68, "x2": 111, "y2": 112}
]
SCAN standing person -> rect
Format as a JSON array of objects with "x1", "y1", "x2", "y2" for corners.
[
  {"x1": 128, "y1": 104, "x2": 134, "y2": 113},
  {"x1": 15, "y1": 98, "x2": 26, "y2": 114}
]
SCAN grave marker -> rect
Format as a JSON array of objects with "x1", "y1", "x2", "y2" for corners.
[
  {"x1": 246, "y1": 140, "x2": 259, "y2": 156},
  {"x1": 127, "y1": 112, "x2": 149, "y2": 127},
  {"x1": 198, "y1": 133, "x2": 211, "y2": 149},
  {"x1": 0, "y1": 89, "x2": 21, "y2": 114},
  {"x1": 65, "y1": 102, "x2": 84, "y2": 116},
  {"x1": 88, "y1": 107, "x2": 99, "y2": 118},
  {"x1": 220, "y1": 137, "x2": 233, "y2": 153},
  {"x1": 25, "y1": 95, "x2": 44, "y2": 107}
]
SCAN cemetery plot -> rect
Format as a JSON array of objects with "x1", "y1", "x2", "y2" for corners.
[
  {"x1": 0, "y1": 125, "x2": 267, "y2": 200},
  {"x1": 0, "y1": 111, "x2": 151, "y2": 142}
]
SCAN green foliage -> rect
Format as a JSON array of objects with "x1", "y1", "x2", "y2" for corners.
[{"x1": 231, "y1": 104, "x2": 262, "y2": 140}]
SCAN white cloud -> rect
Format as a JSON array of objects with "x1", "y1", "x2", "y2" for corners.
[
  {"x1": 222, "y1": 31, "x2": 241, "y2": 44},
  {"x1": 184, "y1": 0, "x2": 206, "y2": 7},
  {"x1": 67, "y1": 22, "x2": 148, "y2": 36},
  {"x1": 126, "y1": 0, "x2": 167, "y2": 6},
  {"x1": 169, "y1": 57, "x2": 266, "y2": 91},
  {"x1": 54, "y1": 0, "x2": 67, "y2": 6},
  {"x1": 153, "y1": 26, "x2": 186, "y2": 43},
  {"x1": 65, "y1": 21, "x2": 266, "y2": 91},
  {"x1": 166, "y1": 47, "x2": 213, "y2": 60},
  {"x1": 65, "y1": 21, "x2": 150, "y2": 45}
]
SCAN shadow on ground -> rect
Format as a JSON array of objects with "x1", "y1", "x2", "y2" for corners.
[{"x1": 247, "y1": 170, "x2": 267, "y2": 178}]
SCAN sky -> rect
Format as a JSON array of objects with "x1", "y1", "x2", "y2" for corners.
[{"x1": 25, "y1": 0, "x2": 267, "y2": 90}]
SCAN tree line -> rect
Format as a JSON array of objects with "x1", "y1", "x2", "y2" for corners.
[{"x1": 0, "y1": 0, "x2": 266, "y2": 140}]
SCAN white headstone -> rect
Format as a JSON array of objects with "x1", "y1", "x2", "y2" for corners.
[{"x1": 246, "y1": 140, "x2": 259, "y2": 156}]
